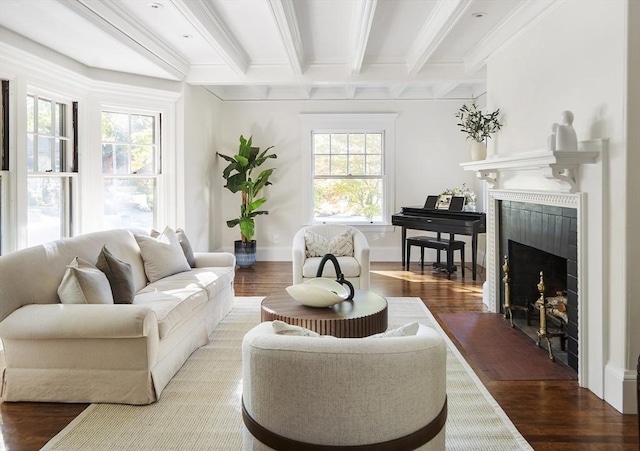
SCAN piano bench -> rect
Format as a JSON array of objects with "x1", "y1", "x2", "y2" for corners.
[{"x1": 406, "y1": 236, "x2": 465, "y2": 279}]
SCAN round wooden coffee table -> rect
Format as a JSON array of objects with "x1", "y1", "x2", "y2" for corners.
[{"x1": 261, "y1": 289, "x2": 388, "y2": 338}]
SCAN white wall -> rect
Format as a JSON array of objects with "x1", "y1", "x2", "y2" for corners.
[
  {"x1": 181, "y1": 85, "x2": 223, "y2": 252},
  {"x1": 214, "y1": 100, "x2": 479, "y2": 262},
  {"x1": 487, "y1": 0, "x2": 637, "y2": 413}
]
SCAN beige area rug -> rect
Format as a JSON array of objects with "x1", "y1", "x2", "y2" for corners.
[{"x1": 43, "y1": 297, "x2": 532, "y2": 451}]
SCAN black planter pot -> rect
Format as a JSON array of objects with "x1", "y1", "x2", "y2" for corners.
[{"x1": 234, "y1": 240, "x2": 257, "y2": 268}]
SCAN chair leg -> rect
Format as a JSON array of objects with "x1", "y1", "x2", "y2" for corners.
[
  {"x1": 461, "y1": 246, "x2": 465, "y2": 278},
  {"x1": 407, "y1": 243, "x2": 411, "y2": 271},
  {"x1": 420, "y1": 247, "x2": 424, "y2": 269},
  {"x1": 446, "y1": 248, "x2": 452, "y2": 280}
]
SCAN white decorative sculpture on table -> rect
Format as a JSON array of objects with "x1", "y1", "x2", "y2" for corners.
[{"x1": 549, "y1": 111, "x2": 578, "y2": 151}]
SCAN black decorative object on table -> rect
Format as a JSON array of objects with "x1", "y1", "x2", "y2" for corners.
[{"x1": 315, "y1": 253, "x2": 355, "y2": 301}]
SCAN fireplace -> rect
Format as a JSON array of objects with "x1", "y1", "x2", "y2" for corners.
[
  {"x1": 460, "y1": 139, "x2": 613, "y2": 407},
  {"x1": 499, "y1": 201, "x2": 578, "y2": 371}
]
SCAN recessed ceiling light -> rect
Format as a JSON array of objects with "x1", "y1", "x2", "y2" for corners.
[
  {"x1": 147, "y1": 2, "x2": 163, "y2": 9},
  {"x1": 471, "y1": 12, "x2": 487, "y2": 18}
]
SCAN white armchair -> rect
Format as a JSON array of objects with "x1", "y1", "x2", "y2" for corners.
[
  {"x1": 292, "y1": 225, "x2": 370, "y2": 290},
  {"x1": 241, "y1": 321, "x2": 447, "y2": 450}
]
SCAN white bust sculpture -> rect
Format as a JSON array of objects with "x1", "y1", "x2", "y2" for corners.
[{"x1": 551, "y1": 111, "x2": 578, "y2": 151}]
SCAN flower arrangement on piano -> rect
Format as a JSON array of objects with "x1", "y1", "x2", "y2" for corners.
[{"x1": 441, "y1": 183, "x2": 476, "y2": 211}]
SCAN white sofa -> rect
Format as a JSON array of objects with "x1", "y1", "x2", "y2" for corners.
[
  {"x1": 0, "y1": 229, "x2": 236, "y2": 405},
  {"x1": 292, "y1": 225, "x2": 370, "y2": 290},
  {"x1": 241, "y1": 321, "x2": 447, "y2": 450}
]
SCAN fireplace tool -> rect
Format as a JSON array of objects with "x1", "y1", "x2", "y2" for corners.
[
  {"x1": 534, "y1": 271, "x2": 566, "y2": 361},
  {"x1": 502, "y1": 255, "x2": 529, "y2": 327}
]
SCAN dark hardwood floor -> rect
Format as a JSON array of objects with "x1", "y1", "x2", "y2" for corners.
[{"x1": 1, "y1": 261, "x2": 637, "y2": 450}]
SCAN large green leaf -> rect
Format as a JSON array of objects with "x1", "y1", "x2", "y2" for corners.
[
  {"x1": 247, "y1": 197, "x2": 266, "y2": 213},
  {"x1": 239, "y1": 217, "x2": 255, "y2": 241}
]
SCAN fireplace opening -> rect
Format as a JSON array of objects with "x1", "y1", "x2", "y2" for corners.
[
  {"x1": 509, "y1": 241, "x2": 567, "y2": 309},
  {"x1": 506, "y1": 241, "x2": 574, "y2": 370},
  {"x1": 499, "y1": 201, "x2": 579, "y2": 372}
]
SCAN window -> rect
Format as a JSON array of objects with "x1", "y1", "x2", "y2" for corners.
[
  {"x1": 313, "y1": 132, "x2": 384, "y2": 222},
  {"x1": 101, "y1": 110, "x2": 160, "y2": 229},
  {"x1": 301, "y1": 114, "x2": 396, "y2": 226},
  {"x1": 26, "y1": 93, "x2": 76, "y2": 246},
  {"x1": 1, "y1": 80, "x2": 9, "y2": 254}
]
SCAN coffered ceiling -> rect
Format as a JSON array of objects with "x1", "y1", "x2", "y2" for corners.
[{"x1": 0, "y1": 0, "x2": 556, "y2": 101}]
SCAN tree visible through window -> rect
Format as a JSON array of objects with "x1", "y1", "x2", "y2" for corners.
[
  {"x1": 313, "y1": 131, "x2": 383, "y2": 223},
  {"x1": 101, "y1": 110, "x2": 159, "y2": 229}
]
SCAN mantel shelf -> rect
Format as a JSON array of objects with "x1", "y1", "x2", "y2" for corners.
[{"x1": 459, "y1": 139, "x2": 605, "y2": 193}]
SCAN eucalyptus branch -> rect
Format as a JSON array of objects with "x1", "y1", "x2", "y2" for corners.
[{"x1": 455, "y1": 103, "x2": 503, "y2": 142}]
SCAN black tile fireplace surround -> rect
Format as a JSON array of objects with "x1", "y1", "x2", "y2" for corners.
[{"x1": 499, "y1": 201, "x2": 578, "y2": 371}]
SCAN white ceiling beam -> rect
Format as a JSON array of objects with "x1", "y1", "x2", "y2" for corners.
[
  {"x1": 389, "y1": 84, "x2": 408, "y2": 99},
  {"x1": 406, "y1": 0, "x2": 472, "y2": 75},
  {"x1": 345, "y1": 85, "x2": 357, "y2": 99},
  {"x1": 188, "y1": 61, "x2": 480, "y2": 85},
  {"x1": 350, "y1": 0, "x2": 378, "y2": 75},
  {"x1": 252, "y1": 85, "x2": 270, "y2": 99},
  {"x1": 267, "y1": 0, "x2": 305, "y2": 75},
  {"x1": 171, "y1": 0, "x2": 249, "y2": 75},
  {"x1": 464, "y1": 0, "x2": 559, "y2": 75},
  {"x1": 431, "y1": 81, "x2": 460, "y2": 99},
  {"x1": 57, "y1": 0, "x2": 189, "y2": 79}
]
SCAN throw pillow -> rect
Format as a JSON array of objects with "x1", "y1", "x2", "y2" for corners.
[
  {"x1": 328, "y1": 230, "x2": 354, "y2": 256},
  {"x1": 176, "y1": 228, "x2": 196, "y2": 268},
  {"x1": 368, "y1": 322, "x2": 420, "y2": 338},
  {"x1": 304, "y1": 230, "x2": 354, "y2": 258},
  {"x1": 272, "y1": 320, "x2": 320, "y2": 337},
  {"x1": 57, "y1": 257, "x2": 114, "y2": 305},
  {"x1": 134, "y1": 227, "x2": 191, "y2": 283},
  {"x1": 150, "y1": 227, "x2": 196, "y2": 268},
  {"x1": 96, "y1": 245, "x2": 135, "y2": 304}
]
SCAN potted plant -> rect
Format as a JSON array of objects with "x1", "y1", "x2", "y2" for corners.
[
  {"x1": 218, "y1": 135, "x2": 277, "y2": 267},
  {"x1": 455, "y1": 103, "x2": 502, "y2": 161}
]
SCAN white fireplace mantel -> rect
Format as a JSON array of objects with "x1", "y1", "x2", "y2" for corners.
[
  {"x1": 459, "y1": 139, "x2": 604, "y2": 193},
  {"x1": 459, "y1": 138, "x2": 608, "y2": 402}
]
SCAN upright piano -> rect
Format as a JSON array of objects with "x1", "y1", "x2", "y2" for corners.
[{"x1": 392, "y1": 206, "x2": 486, "y2": 280}]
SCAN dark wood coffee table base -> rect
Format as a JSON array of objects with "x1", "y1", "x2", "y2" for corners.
[{"x1": 261, "y1": 290, "x2": 388, "y2": 338}]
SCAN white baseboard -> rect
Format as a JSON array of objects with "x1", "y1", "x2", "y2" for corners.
[{"x1": 604, "y1": 362, "x2": 638, "y2": 414}]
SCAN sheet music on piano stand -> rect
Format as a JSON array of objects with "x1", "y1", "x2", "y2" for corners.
[{"x1": 424, "y1": 194, "x2": 465, "y2": 211}]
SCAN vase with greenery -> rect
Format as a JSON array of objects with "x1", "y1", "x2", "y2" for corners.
[
  {"x1": 217, "y1": 135, "x2": 277, "y2": 267},
  {"x1": 455, "y1": 103, "x2": 502, "y2": 161}
]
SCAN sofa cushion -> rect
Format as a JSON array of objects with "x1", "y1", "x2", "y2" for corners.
[
  {"x1": 134, "y1": 267, "x2": 235, "y2": 338},
  {"x1": 96, "y1": 245, "x2": 135, "y2": 304},
  {"x1": 135, "y1": 227, "x2": 191, "y2": 283},
  {"x1": 302, "y1": 256, "x2": 361, "y2": 278},
  {"x1": 57, "y1": 257, "x2": 114, "y2": 305},
  {"x1": 304, "y1": 230, "x2": 354, "y2": 257}
]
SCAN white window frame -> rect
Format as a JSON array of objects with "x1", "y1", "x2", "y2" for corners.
[
  {"x1": 100, "y1": 107, "x2": 162, "y2": 231},
  {"x1": 300, "y1": 113, "x2": 396, "y2": 230},
  {"x1": 25, "y1": 91, "x2": 77, "y2": 246}
]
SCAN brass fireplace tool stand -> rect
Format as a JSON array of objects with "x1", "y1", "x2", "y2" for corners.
[
  {"x1": 502, "y1": 256, "x2": 528, "y2": 327},
  {"x1": 534, "y1": 271, "x2": 566, "y2": 361}
]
